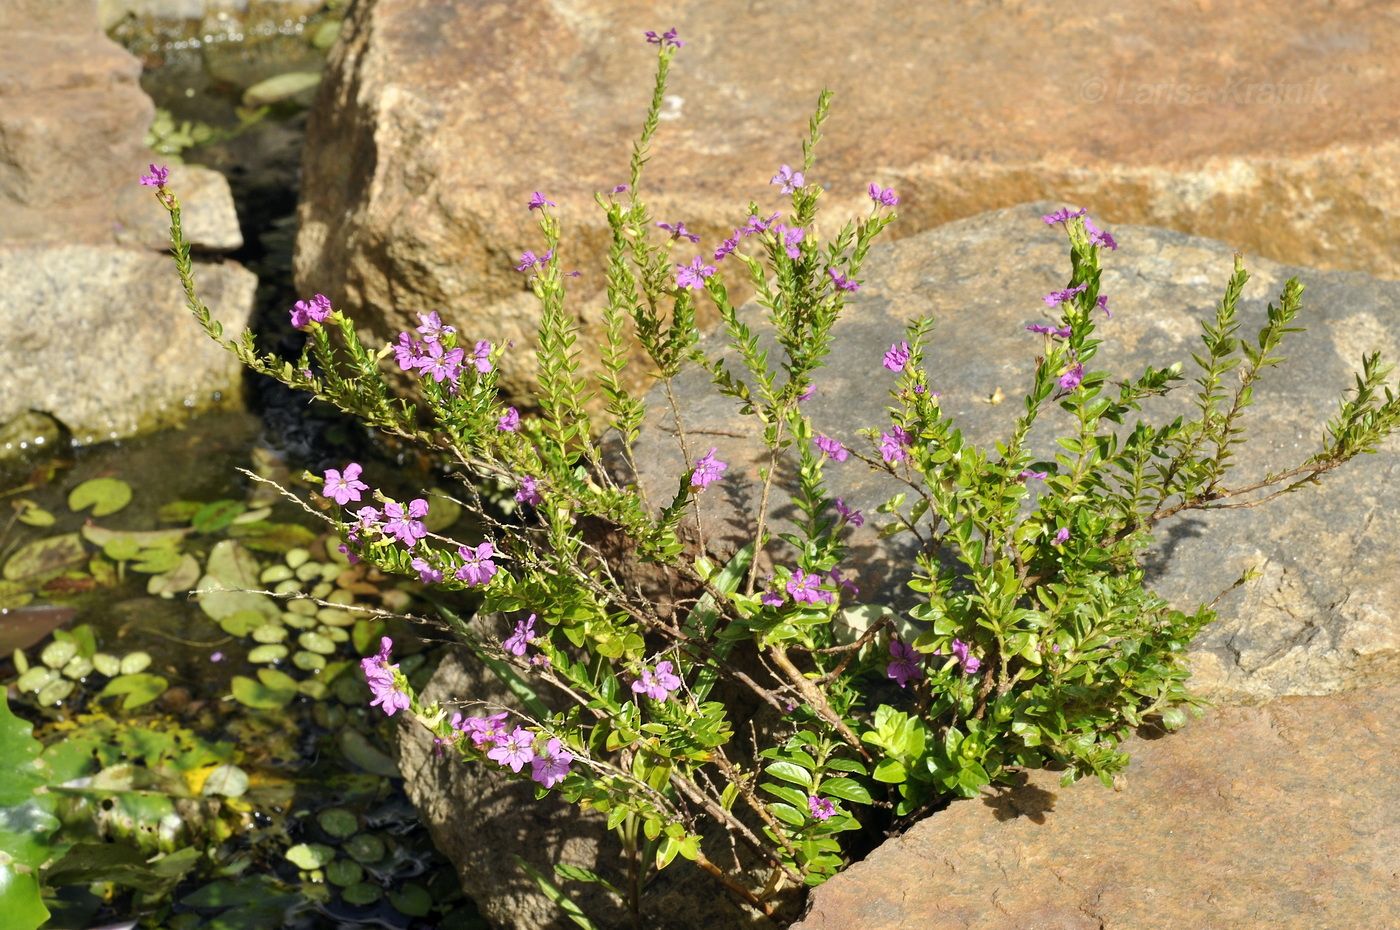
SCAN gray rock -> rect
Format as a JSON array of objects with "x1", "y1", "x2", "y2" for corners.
[
  {"x1": 0, "y1": 245, "x2": 256, "y2": 444},
  {"x1": 626, "y1": 204, "x2": 1400, "y2": 703},
  {"x1": 793, "y1": 686, "x2": 1400, "y2": 930}
]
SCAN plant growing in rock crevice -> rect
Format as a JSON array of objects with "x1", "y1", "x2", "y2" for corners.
[{"x1": 146, "y1": 28, "x2": 1400, "y2": 926}]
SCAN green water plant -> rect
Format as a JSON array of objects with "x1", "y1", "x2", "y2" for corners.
[{"x1": 148, "y1": 26, "x2": 1400, "y2": 924}]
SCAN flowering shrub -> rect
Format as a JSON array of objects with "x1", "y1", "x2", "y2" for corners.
[{"x1": 147, "y1": 31, "x2": 1400, "y2": 922}]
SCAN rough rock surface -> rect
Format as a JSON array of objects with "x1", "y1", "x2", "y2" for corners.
[
  {"x1": 0, "y1": 246, "x2": 257, "y2": 443},
  {"x1": 0, "y1": 0, "x2": 253, "y2": 447},
  {"x1": 296, "y1": 0, "x2": 1400, "y2": 403},
  {"x1": 626, "y1": 204, "x2": 1400, "y2": 704},
  {"x1": 397, "y1": 648, "x2": 774, "y2": 930},
  {"x1": 794, "y1": 686, "x2": 1400, "y2": 930}
]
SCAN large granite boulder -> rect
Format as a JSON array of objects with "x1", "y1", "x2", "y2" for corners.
[
  {"x1": 793, "y1": 685, "x2": 1400, "y2": 930},
  {"x1": 296, "y1": 0, "x2": 1399, "y2": 404},
  {"x1": 0, "y1": 0, "x2": 254, "y2": 450}
]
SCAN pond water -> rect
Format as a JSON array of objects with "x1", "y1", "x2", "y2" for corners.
[{"x1": 0, "y1": 9, "x2": 489, "y2": 929}]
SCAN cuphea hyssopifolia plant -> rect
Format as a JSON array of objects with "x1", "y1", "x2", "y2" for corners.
[{"x1": 146, "y1": 31, "x2": 1400, "y2": 918}]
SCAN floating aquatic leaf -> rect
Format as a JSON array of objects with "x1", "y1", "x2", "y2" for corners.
[
  {"x1": 292, "y1": 651, "x2": 326, "y2": 671},
  {"x1": 193, "y1": 500, "x2": 246, "y2": 534},
  {"x1": 0, "y1": 581, "x2": 34, "y2": 609},
  {"x1": 119, "y1": 652, "x2": 152, "y2": 675},
  {"x1": 205, "y1": 540, "x2": 260, "y2": 589},
  {"x1": 148, "y1": 554, "x2": 201, "y2": 598},
  {"x1": 258, "y1": 668, "x2": 298, "y2": 692},
  {"x1": 68, "y1": 478, "x2": 132, "y2": 517},
  {"x1": 389, "y1": 883, "x2": 433, "y2": 917},
  {"x1": 281, "y1": 611, "x2": 317, "y2": 631},
  {"x1": 201, "y1": 764, "x2": 249, "y2": 798},
  {"x1": 157, "y1": 500, "x2": 203, "y2": 524},
  {"x1": 315, "y1": 608, "x2": 354, "y2": 628},
  {"x1": 131, "y1": 547, "x2": 183, "y2": 574},
  {"x1": 342, "y1": 881, "x2": 382, "y2": 906},
  {"x1": 88, "y1": 555, "x2": 118, "y2": 587},
  {"x1": 284, "y1": 842, "x2": 335, "y2": 871},
  {"x1": 320, "y1": 626, "x2": 349, "y2": 644},
  {"x1": 294, "y1": 562, "x2": 321, "y2": 583},
  {"x1": 15, "y1": 501, "x2": 55, "y2": 528},
  {"x1": 40, "y1": 639, "x2": 77, "y2": 669},
  {"x1": 287, "y1": 600, "x2": 318, "y2": 617},
  {"x1": 101, "y1": 536, "x2": 142, "y2": 562},
  {"x1": 259, "y1": 564, "x2": 294, "y2": 584},
  {"x1": 61, "y1": 656, "x2": 93, "y2": 680},
  {"x1": 218, "y1": 610, "x2": 265, "y2": 637},
  {"x1": 82, "y1": 523, "x2": 190, "y2": 550},
  {"x1": 344, "y1": 833, "x2": 386, "y2": 864},
  {"x1": 297, "y1": 679, "x2": 327, "y2": 700},
  {"x1": 199, "y1": 587, "x2": 280, "y2": 622},
  {"x1": 181, "y1": 879, "x2": 273, "y2": 908},
  {"x1": 230, "y1": 523, "x2": 317, "y2": 554},
  {"x1": 230, "y1": 675, "x2": 294, "y2": 710},
  {"x1": 232, "y1": 506, "x2": 272, "y2": 525},
  {"x1": 325, "y1": 859, "x2": 363, "y2": 887},
  {"x1": 92, "y1": 653, "x2": 121, "y2": 677},
  {"x1": 339, "y1": 730, "x2": 399, "y2": 779},
  {"x1": 251, "y1": 624, "x2": 288, "y2": 644},
  {"x1": 37, "y1": 678, "x2": 74, "y2": 706},
  {"x1": 317, "y1": 807, "x2": 358, "y2": 838},
  {"x1": 298, "y1": 631, "x2": 335, "y2": 655},
  {"x1": 285, "y1": 549, "x2": 310, "y2": 570},
  {"x1": 3, "y1": 533, "x2": 86, "y2": 582},
  {"x1": 248, "y1": 644, "x2": 289, "y2": 664},
  {"x1": 16, "y1": 666, "x2": 55, "y2": 693},
  {"x1": 99, "y1": 673, "x2": 168, "y2": 709}
]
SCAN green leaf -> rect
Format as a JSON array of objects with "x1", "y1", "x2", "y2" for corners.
[
  {"x1": 514, "y1": 855, "x2": 601, "y2": 930},
  {"x1": 344, "y1": 833, "x2": 385, "y2": 864},
  {"x1": 68, "y1": 478, "x2": 132, "y2": 516},
  {"x1": 3, "y1": 534, "x2": 86, "y2": 582},
  {"x1": 325, "y1": 859, "x2": 363, "y2": 887},
  {"x1": 230, "y1": 675, "x2": 294, "y2": 710},
  {"x1": 767, "y1": 801, "x2": 806, "y2": 827},
  {"x1": 342, "y1": 881, "x2": 382, "y2": 905},
  {"x1": 182, "y1": 879, "x2": 275, "y2": 908},
  {"x1": 285, "y1": 843, "x2": 335, "y2": 870},
  {"x1": 317, "y1": 808, "x2": 358, "y2": 838},
  {"x1": 201, "y1": 764, "x2": 249, "y2": 798},
  {"x1": 15, "y1": 503, "x2": 54, "y2": 528},
  {"x1": 0, "y1": 863, "x2": 48, "y2": 930},
  {"x1": 339, "y1": 729, "x2": 399, "y2": 778},
  {"x1": 819, "y1": 777, "x2": 873, "y2": 805},
  {"x1": 192, "y1": 500, "x2": 246, "y2": 534},
  {"x1": 389, "y1": 883, "x2": 434, "y2": 917},
  {"x1": 765, "y1": 760, "x2": 812, "y2": 787},
  {"x1": 247, "y1": 644, "x2": 288, "y2": 664},
  {"x1": 98, "y1": 673, "x2": 168, "y2": 710},
  {"x1": 872, "y1": 758, "x2": 907, "y2": 783}
]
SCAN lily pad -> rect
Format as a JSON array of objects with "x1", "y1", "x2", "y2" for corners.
[
  {"x1": 292, "y1": 651, "x2": 325, "y2": 671},
  {"x1": 157, "y1": 501, "x2": 203, "y2": 524},
  {"x1": 389, "y1": 883, "x2": 433, "y2": 917},
  {"x1": 325, "y1": 859, "x2": 362, "y2": 887},
  {"x1": 16, "y1": 666, "x2": 56, "y2": 693},
  {"x1": 284, "y1": 842, "x2": 335, "y2": 871},
  {"x1": 251, "y1": 624, "x2": 288, "y2": 644},
  {"x1": 37, "y1": 678, "x2": 75, "y2": 706},
  {"x1": 68, "y1": 478, "x2": 132, "y2": 516},
  {"x1": 205, "y1": 540, "x2": 261, "y2": 589},
  {"x1": 82, "y1": 524, "x2": 190, "y2": 552},
  {"x1": 3, "y1": 533, "x2": 87, "y2": 582},
  {"x1": 297, "y1": 631, "x2": 335, "y2": 655},
  {"x1": 339, "y1": 730, "x2": 399, "y2": 778},
  {"x1": 119, "y1": 652, "x2": 152, "y2": 675},
  {"x1": 15, "y1": 502, "x2": 55, "y2": 528},
  {"x1": 259, "y1": 565, "x2": 294, "y2": 584},
  {"x1": 344, "y1": 833, "x2": 385, "y2": 864},
  {"x1": 148, "y1": 554, "x2": 201, "y2": 598},
  {"x1": 286, "y1": 549, "x2": 310, "y2": 570},
  {"x1": 218, "y1": 611, "x2": 266, "y2": 637},
  {"x1": 230, "y1": 675, "x2": 294, "y2": 710},
  {"x1": 199, "y1": 586, "x2": 280, "y2": 623},
  {"x1": 317, "y1": 808, "x2": 358, "y2": 838},
  {"x1": 40, "y1": 639, "x2": 78, "y2": 669},
  {"x1": 247, "y1": 644, "x2": 289, "y2": 664},
  {"x1": 201, "y1": 764, "x2": 249, "y2": 798},
  {"x1": 61, "y1": 656, "x2": 94, "y2": 680},
  {"x1": 92, "y1": 653, "x2": 121, "y2": 676},
  {"x1": 232, "y1": 506, "x2": 272, "y2": 525},
  {"x1": 131, "y1": 547, "x2": 183, "y2": 574},
  {"x1": 342, "y1": 881, "x2": 382, "y2": 906},
  {"x1": 230, "y1": 523, "x2": 318, "y2": 554}
]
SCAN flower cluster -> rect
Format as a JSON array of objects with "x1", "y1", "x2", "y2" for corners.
[
  {"x1": 450, "y1": 710, "x2": 575, "y2": 789},
  {"x1": 290, "y1": 293, "x2": 333, "y2": 329}
]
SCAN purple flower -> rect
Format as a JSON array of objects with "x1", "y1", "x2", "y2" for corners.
[
  {"x1": 456, "y1": 541, "x2": 499, "y2": 586},
  {"x1": 1084, "y1": 216, "x2": 1118, "y2": 250},
  {"x1": 514, "y1": 475, "x2": 542, "y2": 507},
  {"x1": 610, "y1": 183, "x2": 630, "y2": 194},
  {"x1": 868, "y1": 183, "x2": 899, "y2": 207},
  {"x1": 411, "y1": 557, "x2": 443, "y2": 584},
  {"x1": 415, "y1": 339, "x2": 466, "y2": 383},
  {"x1": 1026, "y1": 323, "x2": 1072, "y2": 338},
  {"x1": 880, "y1": 428, "x2": 911, "y2": 464},
  {"x1": 323, "y1": 462, "x2": 369, "y2": 506},
  {"x1": 382, "y1": 499, "x2": 429, "y2": 546},
  {"x1": 1041, "y1": 207, "x2": 1087, "y2": 226},
  {"x1": 531, "y1": 737, "x2": 574, "y2": 788},
  {"x1": 644, "y1": 27, "x2": 683, "y2": 48},
  {"x1": 950, "y1": 638, "x2": 982, "y2": 675},
  {"x1": 834, "y1": 498, "x2": 864, "y2": 527},
  {"x1": 632, "y1": 660, "x2": 683, "y2": 701},
  {"x1": 498, "y1": 406, "x2": 521, "y2": 432},
  {"x1": 1058, "y1": 363, "x2": 1085, "y2": 392},
  {"x1": 886, "y1": 639, "x2": 923, "y2": 688},
  {"x1": 675, "y1": 256, "x2": 716, "y2": 290},
  {"x1": 760, "y1": 586, "x2": 785, "y2": 607},
  {"x1": 690, "y1": 447, "x2": 726, "y2": 489},
  {"x1": 786, "y1": 569, "x2": 832, "y2": 605},
  {"x1": 394, "y1": 333, "x2": 424, "y2": 371},
  {"x1": 471, "y1": 340, "x2": 494, "y2": 374},
  {"x1": 362, "y1": 637, "x2": 410, "y2": 716},
  {"x1": 713, "y1": 236, "x2": 739, "y2": 262},
  {"x1": 1096, "y1": 294, "x2": 1111, "y2": 317},
  {"x1": 354, "y1": 506, "x2": 382, "y2": 535},
  {"x1": 1019, "y1": 469, "x2": 1049, "y2": 481},
  {"x1": 797, "y1": 383, "x2": 816, "y2": 402},
  {"x1": 140, "y1": 164, "x2": 170, "y2": 188},
  {"x1": 487, "y1": 726, "x2": 536, "y2": 772},
  {"x1": 883, "y1": 341, "x2": 911, "y2": 372},
  {"x1": 454, "y1": 711, "x2": 509, "y2": 747},
  {"x1": 808, "y1": 795, "x2": 836, "y2": 821},
  {"x1": 829, "y1": 567, "x2": 859, "y2": 597},
  {"x1": 503, "y1": 613, "x2": 536, "y2": 657},
  {"x1": 772, "y1": 222, "x2": 805, "y2": 259},
  {"x1": 741, "y1": 212, "x2": 780, "y2": 237},
  {"x1": 771, "y1": 164, "x2": 805, "y2": 194},
  {"x1": 1052, "y1": 526, "x2": 1070, "y2": 546},
  {"x1": 1044, "y1": 283, "x2": 1089, "y2": 307},
  {"x1": 415, "y1": 311, "x2": 454, "y2": 342},
  {"x1": 657, "y1": 220, "x2": 700, "y2": 243},
  {"x1": 290, "y1": 293, "x2": 332, "y2": 329},
  {"x1": 515, "y1": 249, "x2": 554, "y2": 273},
  {"x1": 527, "y1": 191, "x2": 556, "y2": 211},
  {"x1": 210, "y1": 651, "x2": 224, "y2": 663},
  {"x1": 827, "y1": 268, "x2": 860, "y2": 292},
  {"x1": 814, "y1": 434, "x2": 849, "y2": 463}
]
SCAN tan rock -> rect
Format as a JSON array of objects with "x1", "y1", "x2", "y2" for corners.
[
  {"x1": 296, "y1": 0, "x2": 1400, "y2": 404},
  {"x1": 794, "y1": 686, "x2": 1400, "y2": 930}
]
